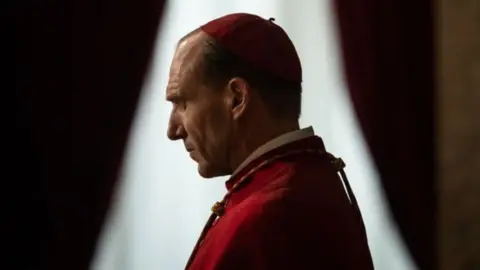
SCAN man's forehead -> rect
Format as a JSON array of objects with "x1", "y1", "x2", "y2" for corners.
[
  {"x1": 170, "y1": 32, "x2": 205, "y2": 75},
  {"x1": 177, "y1": 28, "x2": 203, "y2": 49},
  {"x1": 166, "y1": 81, "x2": 180, "y2": 97},
  {"x1": 167, "y1": 31, "x2": 206, "y2": 96},
  {"x1": 174, "y1": 31, "x2": 205, "y2": 63}
]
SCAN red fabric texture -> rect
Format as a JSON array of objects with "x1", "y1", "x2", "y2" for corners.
[
  {"x1": 188, "y1": 137, "x2": 374, "y2": 270},
  {"x1": 200, "y1": 13, "x2": 302, "y2": 83},
  {"x1": 332, "y1": 1, "x2": 435, "y2": 269}
]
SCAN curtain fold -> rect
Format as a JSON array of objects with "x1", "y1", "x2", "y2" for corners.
[
  {"x1": 332, "y1": 1, "x2": 435, "y2": 269},
  {"x1": 11, "y1": 0, "x2": 166, "y2": 269}
]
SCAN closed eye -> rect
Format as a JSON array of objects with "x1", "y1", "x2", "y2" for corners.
[{"x1": 168, "y1": 97, "x2": 187, "y2": 110}]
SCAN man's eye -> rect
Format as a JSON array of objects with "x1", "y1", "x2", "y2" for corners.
[{"x1": 175, "y1": 100, "x2": 187, "y2": 110}]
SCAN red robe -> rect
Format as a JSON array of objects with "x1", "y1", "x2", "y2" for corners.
[{"x1": 187, "y1": 133, "x2": 374, "y2": 270}]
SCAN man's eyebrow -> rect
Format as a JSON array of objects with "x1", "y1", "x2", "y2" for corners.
[
  {"x1": 166, "y1": 90, "x2": 184, "y2": 102},
  {"x1": 166, "y1": 93, "x2": 177, "y2": 101}
]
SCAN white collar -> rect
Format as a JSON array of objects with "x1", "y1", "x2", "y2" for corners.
[{"x1": 231, "y1": 126, "x2": 315, "y2": 178}]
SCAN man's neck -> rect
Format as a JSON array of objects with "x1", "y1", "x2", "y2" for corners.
[{"x1": 229, "y1": 121, "x2": 300, "y2": 173}]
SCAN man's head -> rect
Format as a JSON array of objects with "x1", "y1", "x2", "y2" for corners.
[{"x1": 166, "y1": 13, "x2": 303, "y2": 178}]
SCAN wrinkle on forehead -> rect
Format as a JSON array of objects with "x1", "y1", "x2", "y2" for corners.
[{"x1": 166, "y1": 31, "x2": 209, "y2": 101}]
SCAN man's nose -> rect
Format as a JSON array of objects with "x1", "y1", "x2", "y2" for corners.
[{"x1": 167, "y1": 120, "x2": 185, "y2": 141}]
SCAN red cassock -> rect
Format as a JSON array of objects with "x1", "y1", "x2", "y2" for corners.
[{"x1": 186, "y1": 132, "x2": 374, "y2": 270}]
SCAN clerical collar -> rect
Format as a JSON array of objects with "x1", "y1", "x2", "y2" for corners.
[{"x1": 231, "y1": 126, "x2": 315, "y2": 178}]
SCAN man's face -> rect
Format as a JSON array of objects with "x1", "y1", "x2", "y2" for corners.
[{"x1": 166, "y1": 34, "x2": 233, "y2": 178}]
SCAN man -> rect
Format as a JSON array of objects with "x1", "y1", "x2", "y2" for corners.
[{"x1": 166, "y1": 13, "x2": 374, "y2": 270}]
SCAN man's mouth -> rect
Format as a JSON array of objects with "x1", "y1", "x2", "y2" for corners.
[{"x1": 189, "y1": 150, "x2": 196, "y2": 161}]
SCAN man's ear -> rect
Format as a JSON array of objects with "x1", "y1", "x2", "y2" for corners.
[{"x1": 226, "y1": 77, "x2": 250, "y2": 120}]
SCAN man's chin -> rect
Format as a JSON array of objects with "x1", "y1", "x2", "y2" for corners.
[{"x1": 197, "y1": 164, "x2": 230, "y2": 179}]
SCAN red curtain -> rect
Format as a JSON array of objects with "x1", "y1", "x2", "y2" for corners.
[
  {"x1": 11, "y1": 0, "x2": 165, "y2": 269},
  {"x1": 333, "y1": 1, "x2": 435, "y2": 269}
]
